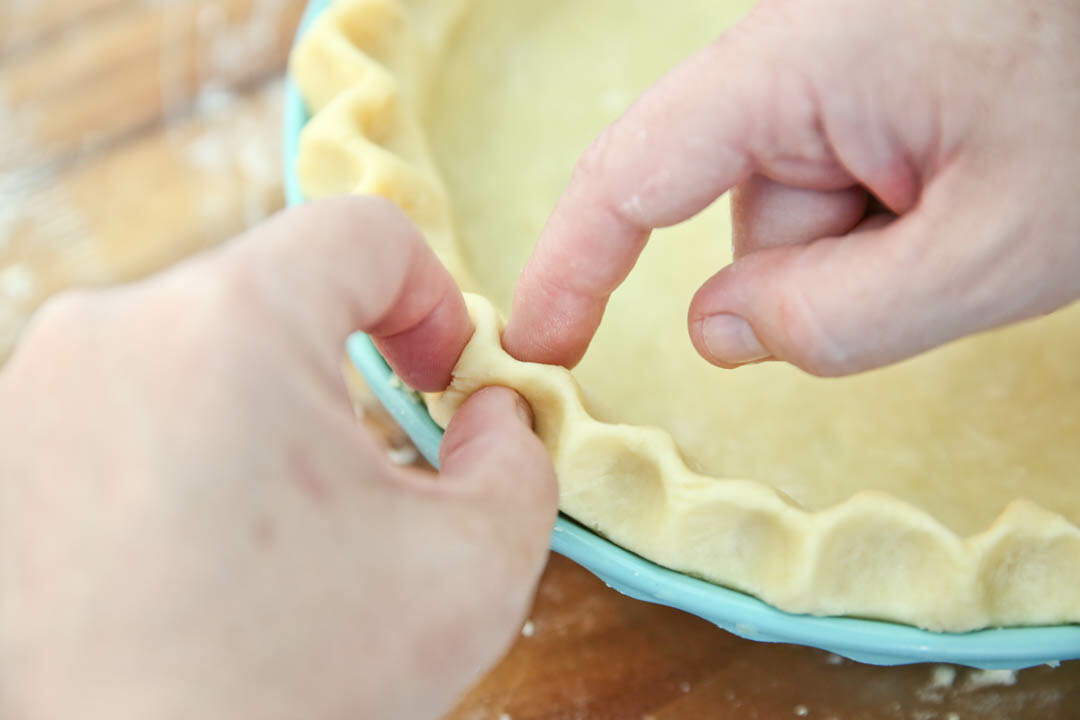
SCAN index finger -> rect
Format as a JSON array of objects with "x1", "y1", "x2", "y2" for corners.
[
  {"x1": 502, "y1": 25, "x2": 847, "y2": 367},
  {"x1": 225, "y1": 195, "x2": 472, "y2": 392}
]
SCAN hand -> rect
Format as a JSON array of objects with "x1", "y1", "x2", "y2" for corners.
[
  {"x1": 504, "y1": 0, "x2": 1080, "y2": 376},
  {"x1": 0, "y1": 197, "x2": 557, "y2": 719}
]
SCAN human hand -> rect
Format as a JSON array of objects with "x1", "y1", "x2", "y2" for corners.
[
  {"x1": 504, "y1": 0, "x2": 1080, "y2": 376},
  {"x1": 0, "y1": 197, "x2": 557, "y2": 719}
]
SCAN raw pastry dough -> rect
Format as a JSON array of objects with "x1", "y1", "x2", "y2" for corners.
[{"x1": 291, "y1": 0, "x2": 1080, "y2": 630}]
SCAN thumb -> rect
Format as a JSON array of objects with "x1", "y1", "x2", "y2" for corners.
[
  {"x1": 375, "y1": 387, "x2": 555, "y2": 716},
  {"x1": 687, "y1": 168, "x2": 1035, "y2": 376},
  {"x1": 438, "y1": 387, "x2": 558, "y2": 564}
]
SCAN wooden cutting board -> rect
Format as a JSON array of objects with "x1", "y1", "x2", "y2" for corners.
[{"x1": 2, "y1": 1, "x2": 1077, "y2": 717}]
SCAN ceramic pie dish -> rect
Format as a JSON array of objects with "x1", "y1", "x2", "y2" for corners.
[{"x1": 285, "y1": 0, "x2": 1080, "y2": 667}]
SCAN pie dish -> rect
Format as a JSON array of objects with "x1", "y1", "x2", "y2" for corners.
[{"x1": 288, "y1": 0, "x2": 1080, "y2": 632}]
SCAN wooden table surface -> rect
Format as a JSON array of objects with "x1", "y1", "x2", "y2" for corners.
[{"x1": 2, "y1": 1, "x2": 1077, "y2": 717}]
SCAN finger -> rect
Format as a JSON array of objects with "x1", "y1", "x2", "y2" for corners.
[
  {"x1": 381, "y1": 387, "x2": 556, "y2": 715},
  {"x1": 223, "y1": 195, "x2": 471, "y2": 391},
  {"x1": 502, "y1": 18, "x2": 857, "y2": 368},
  {"x1": 687, "y1": 168, "x2": 1030, "y2": 376},
  {"x1": 438, "y1": 386, "x2": 558, "y2": 562},
  {"x1": 732, "y1": 175, "x2": 868, "y2": 258}
]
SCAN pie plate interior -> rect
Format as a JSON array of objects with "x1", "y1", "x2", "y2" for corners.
[{"x1": 283, "y1": 0, "x2": 1080, "y2": 670}]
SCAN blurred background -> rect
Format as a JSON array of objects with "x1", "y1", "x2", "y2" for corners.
[
  {"x1": 0, "y1": 0, "x2": 300, "y2": 356},
  {"x1": 1, "y1": 1, "x2": 1077, "y2": 717}
]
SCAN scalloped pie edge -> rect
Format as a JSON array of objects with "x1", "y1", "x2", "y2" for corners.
[{"x1": 289, "y1": 0, "x2": 1080, "y2": 631}]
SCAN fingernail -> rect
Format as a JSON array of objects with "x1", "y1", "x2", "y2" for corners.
[
  {"x1": 514, "y1": 395, "x2": 535, "y2": 428},
  {"x1": 701, "y1": 314, "x2": 769, "y2": 366}
]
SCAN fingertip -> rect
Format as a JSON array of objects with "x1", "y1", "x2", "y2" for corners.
[
  {"x1": 438, "y1": 386, "x2": 541, "y2": 472},
  {"x1": 688, "y1": 246, "x2": 854, "y2": 376},
  {"x1": 690, "y1": 214, "x2": 974, "y2": 378},
  {"x1": 498, "y1": 315, "x2": 536, "y2": 364},
  {"x1": 374, "y1": 287, "x2": 473, "y2": 392},
  {"x1": 228, "y1": 195, "x2": 474, "y2": 383},
  {"x1": 503, "y1": 295, "x2": 591, "y2": 369}
]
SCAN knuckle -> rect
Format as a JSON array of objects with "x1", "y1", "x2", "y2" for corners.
[
  {"x1": 773, "y1": 285, "x2": 852, "y2": 377},
  {"x1": 210, "y1": 257, "x2": 268, "y2": 320},
  {"x1": 489, "y1": 455, "x2": 558, "y2": 555},
  {"x1": 8, "y1": 291, "x2": 104, "y2": 377},
  {"x1": 441, "y1": 442, "x2": 557, "y2": 552},
  {"x1": 24, "y1": 289, "x2": 104, "y2": 345},
  {"x1": 574, "y1": 122, "x2": 653, "y2": 230},
  {"x1": 348, "y1": 193, "x2": 406, "y2": 223},
  {"x1": 153, "y1": 263, "x2": 268, "y2": 382},
  {"x1": 571, "y1": 126, "x2": 627, "y2": 216},
  {"x1": 193, "y1": 247, "x2": 279, "y2": 334},
  {"x1": 302, "y1": 194, "x2": 413, "y2": 252}
]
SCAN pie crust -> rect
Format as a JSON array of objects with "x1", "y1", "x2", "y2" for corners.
[{"x1": 290, "y1": 0, "x2": 1080, "y2": 630}]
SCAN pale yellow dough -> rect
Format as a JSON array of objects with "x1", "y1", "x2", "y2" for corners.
[{"x1": 291, "y1": 0, "x2": 1080, "y2": 630}]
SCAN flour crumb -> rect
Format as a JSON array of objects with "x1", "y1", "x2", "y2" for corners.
[
  {"x1": 520, "y1": 620, "x2": 535, "y2": 638},
  {"x1": 929, "y1": 665, "x2": 957, "y2": 690},
  {"x1": 945, "y1": 713, "x2": 960, "y2": 720},
  {"x1": 620, "y1": 193, "x2": 644, "y2": 220},
  {"x1": 824, "y1": 653, "x2": 844, "y2": 665},
  {"x1": 793, "y1": 704, "x2": 809, "y2": 716},
  {"x1": 498, "y1": 714, "x2": 512, "y2": 720},
  {"x1": 679, "y1": 681, "x2": 691, "y2": 693},
  {"x1": 386, "y1": 372, "x2": 422, "y2": 401},
  {"x1": 917, "y1": 664, "x2": 959, "y2": 703},
  {"x1": 386, "y1": 445, "x2": 418, "y2": 465},
  {"x1": 963, "y1": 669, "x2": 1017, "y2": 691}
]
